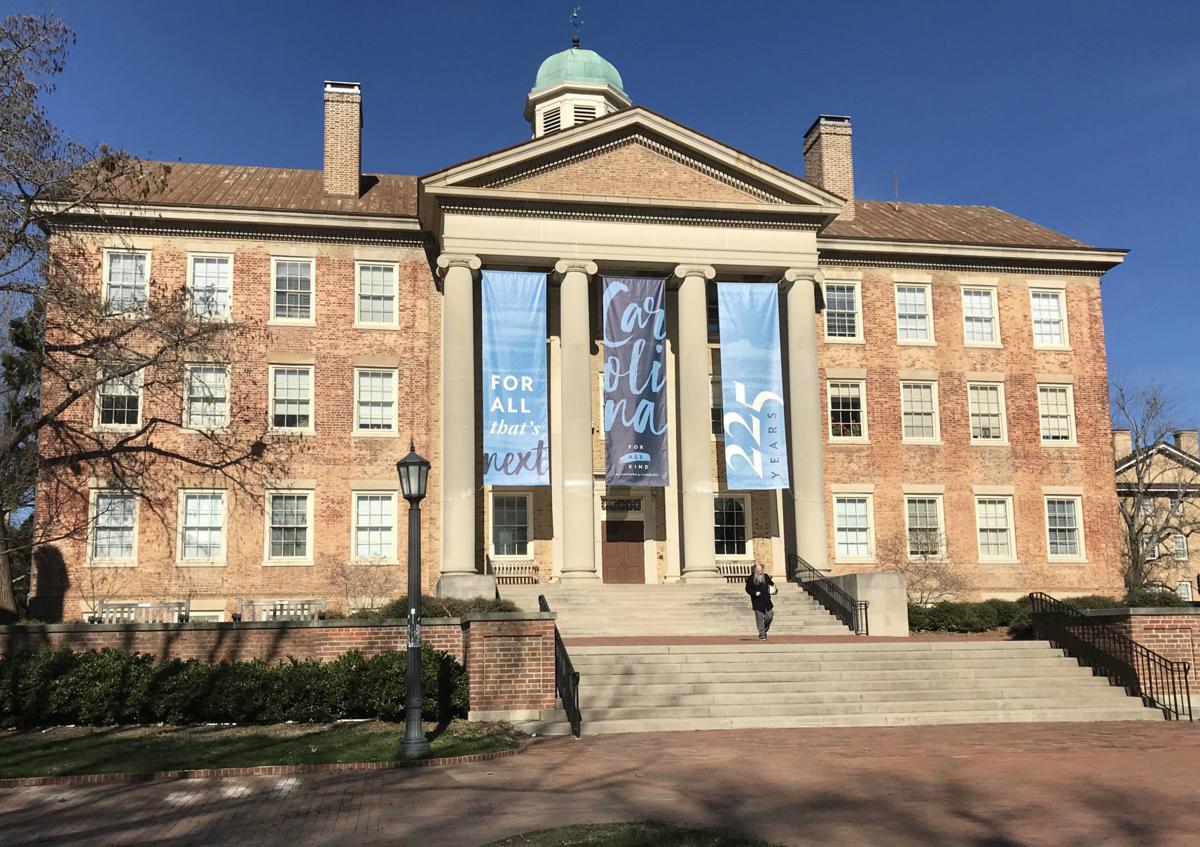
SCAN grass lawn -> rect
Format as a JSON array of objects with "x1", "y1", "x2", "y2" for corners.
[
  {"x1": 0, "y1": 719, "x2": 524, "y2": 779},
  {"x1": 485, "y1": 822, "x2": 784, "y2": 847}
]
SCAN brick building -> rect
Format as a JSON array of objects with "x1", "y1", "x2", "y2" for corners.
[{"x1": 31, "y1": 42, "x2": 1129, "y2": 621}]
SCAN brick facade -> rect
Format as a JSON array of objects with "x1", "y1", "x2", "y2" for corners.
[
  {"x1": 0, "y1": 612, "x2": 557, "y2": 717},
  {"x1": 33, "y1": 233, "x2": 442, "y2": 622}
]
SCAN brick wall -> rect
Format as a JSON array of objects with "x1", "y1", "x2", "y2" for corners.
[
  {"x1": 819, "y1": 266, "x2": 1122, "y2": 599},
  {"x1": 1085, "y1": 608, "x2": 1200, "y2": 689},
  {"x1": 31, "y1": 232, "x2": 442, "y2": 622},
  {"x1": 0, "y1": 612, "x2": 557, "y2": 717}
]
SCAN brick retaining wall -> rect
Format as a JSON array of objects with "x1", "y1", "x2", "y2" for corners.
[
  {"x1": 0, "y1": 612, "x2": 557, "y2": 718},
  {"x1": 1083, "y1": 608, "x2": 1200, "y2": 689}
]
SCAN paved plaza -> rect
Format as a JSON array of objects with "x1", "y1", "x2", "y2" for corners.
[{"x1": 2, "y1": 721, "x2": 1197, "y2": 846}]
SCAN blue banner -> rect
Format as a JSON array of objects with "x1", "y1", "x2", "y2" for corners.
[
  {"x1": 482, "y1": 270, "x2": 549, "y2": 485},
  {"x1": 717, "y1": 283, "x2": 789, "y2": 489},
  {"x1": 602, "y1": 276, "x2": 669, "y2": 486}
]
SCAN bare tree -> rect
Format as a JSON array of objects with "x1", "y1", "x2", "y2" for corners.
[
  {"x1": 877, "y1": 528, "x2": 968, "y2": 605},
  {"x1": 0, "y1": 14, "x2": 288, "y2": 620},
  {"x1": 329, "y1": 561, "x2": 402, "y2": 614},
  {"x1": 1111, "y1": 378, "x2": 1200, "y2": 592}
]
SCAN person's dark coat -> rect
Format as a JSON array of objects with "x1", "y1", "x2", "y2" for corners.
[{"x1": 745, "y1": 572, "x2": 775, "y2": 613}]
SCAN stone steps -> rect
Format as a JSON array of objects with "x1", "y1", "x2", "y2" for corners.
[
  {"x1": 501, "y1": 583, "x2": 854, "y2": 638},
  {"x1": 512, "y1": 640, "x2": 1161, "y2": 735}
]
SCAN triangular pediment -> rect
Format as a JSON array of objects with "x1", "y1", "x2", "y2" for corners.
[{"x1": 422, "y1": 107, "x2": 844, "y2": 215}]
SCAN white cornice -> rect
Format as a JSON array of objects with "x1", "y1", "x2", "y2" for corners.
[{"x1": 817, "y1": 236, "x2": 1127, "y2": 269}]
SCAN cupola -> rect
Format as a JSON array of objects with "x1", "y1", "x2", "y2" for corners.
[{"x1": 524, "y1": 36, "x2": 630, "y2": 138}]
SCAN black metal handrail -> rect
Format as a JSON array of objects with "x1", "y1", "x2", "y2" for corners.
[
  {"x1": 538, "y1": 594, "x2": 581, "y2": 737},
  {"x1": 1030, "y1": 592, "x2": 1192, "y2": 721},
  {"x1": 786, "y1": 554, "x2": 869, "y2": 636}
]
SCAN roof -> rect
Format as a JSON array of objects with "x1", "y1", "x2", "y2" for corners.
[
  {"x1": 1116, "y1": 441, "x2": 1200, "y2": 476},
  {"x1": 533, "y1": 46, "x2": 624, "y2": 95},
  {"x1": 822, "y1": 200, "x2": 1092, "y2": 250},
  {"x1": 102, "y1": 161, "x2": 418, "y2": 218}
]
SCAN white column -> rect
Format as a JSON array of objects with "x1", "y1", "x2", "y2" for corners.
[
  {"x1": 554, "y1": 259, "x2": 600, "y2": 581},
  {"x1": 783, "y1": 268, "x2": 829, "y2": 571},
  {"x1": 435, "y1": 253, "x2": 495, "y2": 599},
  {"x1": 674, "y1": 264, "x2": 721, "y2": 582}
]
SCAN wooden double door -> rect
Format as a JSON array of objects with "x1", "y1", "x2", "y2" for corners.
[{"x1": 601, "y1": 519, "x2": 644, "y2": 583}]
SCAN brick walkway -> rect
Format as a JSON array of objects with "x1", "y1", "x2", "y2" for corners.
[{"x1": 2, "y1": 721, "x2": 1198, "y2": 846}]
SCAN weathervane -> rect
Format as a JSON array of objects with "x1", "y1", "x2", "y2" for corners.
[{"x1": 570, "y1": 6, "x2": 583, "y2": 48}]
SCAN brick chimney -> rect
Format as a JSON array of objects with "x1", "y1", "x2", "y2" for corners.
[
  {"x1": 1174, "y1": 430, "x2": 1199, "y2": 456},
  {"x1": 1113, "y1": 429, "x2": 1133, "y2": 458},
  {"x1": 803, "y1": 115, "x2": 854, "y2": 221},
  {"x1": 323, "y1": 81, "x2": 362, "y2": 197}
]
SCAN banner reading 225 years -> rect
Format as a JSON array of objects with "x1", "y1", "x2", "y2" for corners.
[
  {"x1": 481, "y1": 270, "x2": 549, "y2": 485},
  {"x1": 602, "y1": 276, "x2": 669, "y2": 486},
  {"x1": 717, "y1": 282, "x2": 789, "y2": 489}
]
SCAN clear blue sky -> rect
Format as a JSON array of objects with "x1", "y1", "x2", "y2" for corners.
[{"x1": 12, "y1": 0, "x2": 1200, "y2": 422}]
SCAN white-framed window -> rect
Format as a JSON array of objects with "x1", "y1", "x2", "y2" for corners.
[
  {"x1": 184, "y1": 364, "x2": 229, "y2": 430},
  {"x1": 491, "y1": 492, "x2": 531, "y2": 558},
  {"x1": 1140, "y1": 499, "x2": 1156, "y2": 518},
  {"x1": 1037, "y1": 384, "x2": 1076, "y2": 444},
  {"x1": 352, "y1": 492, "x2": 397, "y2": 562},
  {"x1": 1173, "y1": 533, "x2": 1189, "y2": 562},
  {"x1": 269, "y1": 365, "x2": 313, "y2": 432},
  {"x1": 1045, "y1": 496, "x2": 1084, "y2": 560},
  {"x1": 828, "y1": 380, "x2": 867, "y2": 441},
  {"x1": 89, "y1": 489, "x2": 138, "y2": 564},
  {"x1": 178, "y1": 490, "x2": 227, "y2": 564},
  {"x1": 95, "y1": 367, "x2": 143, "y2": 429},
  {"x1": 961, "y1": 287, "x2": 999, "y2": 345},
  {"x1": 714, "y1": 494, "x2": 750, "y2": 559},
  {"x1": 968, "y1": 382, "x2": 1007, "y2": 443},
  {"x1": 355, "y1": 262, "x2": 399, "y2": 327},
  {"x1": 1143, "y1": 535, "x2": 1160, "y2": 561},
  {"x1": 354, "y1": 368, "x2": 397, "y2": 433},
  {"x1": 904, "y1": 496, "x2": 945, "y2": 558},
  {"x1": 265, "y1": 490, "x2": 314, "y2": 564},
  {"x1": 103, "y1": 250, "x2": 149, "y2": 314},
  {"x1": 895, "y1": 284, "x2": 933, "y2": 343},
  {"x1": 975, "y1": 496, "x2": 1015, "y2": 561},
  {"x1": 900, "y1": 381, "x2": 940, "y2": 443},
  {"x1": 1030, "y1": 289, "x2": 1068, "y2": 348},
  {"x1": 271, "y1": 258, "x2": 314, "y2": 323},
  {"x1": 834, "y1": 494, "x2": 874, "y2": 561},
  {"x1": 823, "y1": 281, "x2": 862, "y2": 342},
  {"x1": 187, "y1": 254, "x2": 232, "y2": 319}
]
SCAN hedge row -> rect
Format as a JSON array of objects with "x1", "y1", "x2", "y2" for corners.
[
  {"x1": 329, "y1": 595, "x2": 518, "y2": 621},
  {"x1": 909, "y1": 591, "x2": 1192, "y2": 634},
  {"x1": 0, "y1": 646, "x2": 468, "y2": 728}
]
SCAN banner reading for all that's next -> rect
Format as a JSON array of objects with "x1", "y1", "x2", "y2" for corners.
[
  {"x1": 482, "y1": 270, "x2": 549, "y2": 485},
  {"x1": 602, "y1": 276, "x2": 669, "y2": 486},
  {"x1": 717, "y1": 282, "x2": 790, "y2": 489}
]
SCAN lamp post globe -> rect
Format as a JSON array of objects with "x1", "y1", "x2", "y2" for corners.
[{"x1": 397, "y1": 443, "x2": 432, "y2": 757}]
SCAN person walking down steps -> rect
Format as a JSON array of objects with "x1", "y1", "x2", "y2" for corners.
[{"x1": 745, "y1": 562, "x2": 778, "y2": 641}]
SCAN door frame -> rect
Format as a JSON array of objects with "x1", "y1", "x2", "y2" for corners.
[{"x1": 593, "y1": 480, "x2": 658, "y2": 583}]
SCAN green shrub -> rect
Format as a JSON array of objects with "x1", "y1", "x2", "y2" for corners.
[
  {"x1": 923, "y1": 601, "x2": 1001, "y2": 633},
  {"x1": 1062, "y1": 594, "x2": 1123, "y2": 609},
  {"x1": 368, "y1": 595, "x2": 518, "y2": 620},
  {"x1": 0, "y1": 645, "x2": 467, "y2": 728},
  {"x1": 1123, "y1": 589, "x2": 1191, "y2": 608},
  {"x1": 980, "y1": 598, "x2": 1022, "y2": 628}
]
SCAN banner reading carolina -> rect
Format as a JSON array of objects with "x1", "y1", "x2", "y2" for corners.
[
  {"x1": 602, "y1": 276, "x2": 669, "y2": 486},
  {"x1": 482, "y1": 270, "x2": 549, "y2": 485},
  {"x1": 717, "y1": 282, "x2": 789, "y2": 489}
]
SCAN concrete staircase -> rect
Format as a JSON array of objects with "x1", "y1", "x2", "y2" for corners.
[
  {"x1": 500, "y1": 583, "x2": 854, "y2": 638},
  {"x1": 516, "y1": 641, "x2": 1162, "y2": 735}
]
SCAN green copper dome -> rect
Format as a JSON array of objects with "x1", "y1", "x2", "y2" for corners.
[{"x1": 533, "y1": 46, "x2": 625, "y2": 95}]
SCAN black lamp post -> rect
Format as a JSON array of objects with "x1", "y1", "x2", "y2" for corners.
[{"x1": 397, "y1": 443, "x2": 432, "y2": 758}]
